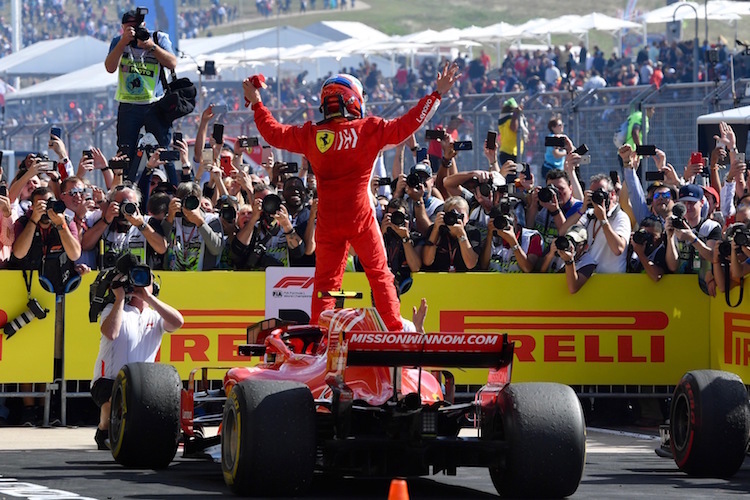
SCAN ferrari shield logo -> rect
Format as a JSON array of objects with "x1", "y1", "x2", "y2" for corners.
[{"x1": 316, "y1": 130, "x2": 334, "y2": 153}]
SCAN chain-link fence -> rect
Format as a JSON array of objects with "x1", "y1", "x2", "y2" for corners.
[{"x1": 3, "y1": 80, "x2": 750, "y2": 185}]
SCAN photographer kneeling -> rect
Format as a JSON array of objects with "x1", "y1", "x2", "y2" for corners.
[{"x1": 90, "y1": 253, "x2": 183, "y2": 450}]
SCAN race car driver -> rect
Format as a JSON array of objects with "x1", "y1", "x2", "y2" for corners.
[{"x1": 243, "y1": 64, "x2": 459, "y2": 331}]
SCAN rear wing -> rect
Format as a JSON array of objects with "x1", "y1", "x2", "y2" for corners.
[{"x1": 341, "y1": 331, "x2": 514, "y2": 369}]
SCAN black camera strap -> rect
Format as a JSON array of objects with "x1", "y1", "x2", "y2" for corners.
[
  {"x1": 22, "y1": 269, "x2": 33, "y2": 299},
  {"x1": 723, "y1": 261, "x2": 744, "y2": 307}
]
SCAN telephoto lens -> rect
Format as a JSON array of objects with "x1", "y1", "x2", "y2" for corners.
[
  {"x1": 555, "y1": 235, "x2": 572, "y2": 252},
  {"x1": 183, "y1": 195, "x2": 200, "y2": 211},
  {"x1": 390, "y1": 210, "x2": 406, "y2": 227},
  {"x1": 262, "y1": 194, "x2": 282, "y2": 214},
  {"x1": 121, "y1": 201, "x2": 137, "y2": 216}
]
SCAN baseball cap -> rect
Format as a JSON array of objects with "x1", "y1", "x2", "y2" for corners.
[
  {"x1": 566, "y1": 225, "x2": 588, "y2": 244},
  {"x1": 410, "y1": 160, "x2": 432, "y2": 179},
  {"x1": 152, "y1": 181, "x2": 176, "y2": 195},
  {"x1": 121, "y1": 10, "x2": 138, "y2": 24},
  {"x1": 150, "y1": 169, "x2": 167, "y2": 182},
  {"x1": 678, "y1": 184, "x2": 704, "y2": 203},
  {"x1": 702, "y1": 185, "x2": 720, "y2": 207},
  {"x1": 137, "y1": 133, "x2": 159, "y2": 150},
  {"x1": 503, "y1": 97, "x2": 518, "y2": 109}
]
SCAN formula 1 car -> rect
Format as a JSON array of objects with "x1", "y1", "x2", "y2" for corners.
[
  {"x1": 107, "y1": 306, "x2": 586, "y2": 498},
  {"x1": 657, "y1": 370, "x2": 750, "y2": 478}
]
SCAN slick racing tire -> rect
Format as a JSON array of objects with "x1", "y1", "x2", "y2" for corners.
[
  {"x1": 490, "y1": 383, "x2": 586, "y2": 498},
  {"x1": 222, "y1": 380, "x2": 316, "y2": 497},
  {"x1": 110, "y1": 362, "x2": 181, "y2": 469},
  {"x1": 670, "y1": 370, "x2": 750, "y2": 478}
]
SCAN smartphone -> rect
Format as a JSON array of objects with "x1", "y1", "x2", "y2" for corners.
[
  {"x1": 635, "y1": 145, "x2": 657, "y2": 156},
  {"x1": 212, "y1": 104, "x2": 229, "y2": 114},
  {"x1": 522, "y1": 162, "x2": 531, "y2": 178},
  {"x1": 545, "y1": 136, "x2": 566, "y2": 148},
  {"x1": 212, "y1": 123, "x2": 224, "y2": 144},
  {"x1": 109, "y1": 158, "x2": 128, "y2": 171},
  {"x1": 377, "y1": 177, "x2": 392, "y2": 186},
  {"x1": 425, "y1": 129, "x2": 444, "y2": 140},
  {"x1": 486, "y1": 131, "x2": 497, "y2": 150},
  {"x1": 645, "y1": 171, "x2": 665, "y2": 181},
  {"x1": 159, "y1": 150, "x2": 180, "y2": 161},
  {"x1": 690, "y1": 152, "x2": 703, "y2": 165},
  {"x1": 416, "y1": 147, "x2": 427, "y2": 163},
  {"x1": 453, "y1": 141, "x2": 473, "y2": 151},
  {"x1": 579, "y1": 155, "x2": 592, "y2": 165},
  {"x1": 220, "y1": 155, "x2": 233, "y2": 175},
  {"x1": 0, "y1": 184, "x2": 6, "y2": 197},
  {"x1": 283, "y1": 162, "x2": 299, "y2": 174},
  {"x1": 173, "y1": 132, "x2": 183, "y2": 145},
  {"x1": 738, "y1": 152, "x2": 746, "y2": 163},
  {"x1": 37, "y1": 160, "x2": 55, "y2": 171},
  {"x1": 238, "y1": 136, "x2": 260, "y2": 148},
  {"x1": 609, "y1": 170, "x2": 619, "y2": 185},
  {"x1": 201, "y1": 147, "x2": 214, "y2": 164},
  {"x1": 573, "y1": 143, "x2": 589, "y2": 156},
  {"x1": 83, "y1": 187, "x2": 93, "y2": 200},
  {"x1": 82, "y1": 150, "x2": 93, "y2": 159},
  {"x1": 50, "y1": 126, "x2": 62, "y2": 139}
]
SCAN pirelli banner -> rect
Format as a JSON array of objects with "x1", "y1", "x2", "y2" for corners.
[{"x1": 2, "y1": 269, "x2": 748, "y2": 385}]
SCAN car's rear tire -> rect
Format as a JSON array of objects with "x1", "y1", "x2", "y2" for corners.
[
  {"x1": 489, "y1": 383, "x2": 586, "y2": 498},
  {"x1": 221, "y1": 379, "x2": 316, "y2": 496},
  {"x1": 670, "y1": 370, "x2": 750, "y2": 478},
  {"x1": 110, "y1": 362, "x2": 181, "y2": 469}
]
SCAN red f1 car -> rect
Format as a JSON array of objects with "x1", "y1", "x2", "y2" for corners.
[{"x1": 107, "y1": 306, "x2": 586, "y2": 498}]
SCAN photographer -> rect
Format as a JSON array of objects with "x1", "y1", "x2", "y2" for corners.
[
  {"x1": 560, "y1": 174, "x2": 631, "y2": 274},
  {"x1": 393, "y1": 160, "x2": 443, "y2": 236},
  {"x1": 81, "y1": 184, "x2": 167, "y2": 269},
  {"x1": 380, "y1": 198, "x2": 422, "y2": 292},
  {"x1": 479, "y1": 196, "x2": 542, "y2": 273},
  {"x1": 422, "y1": 196, "x2": 481, "y2": 272},
  {"x1": 629, "y1": 216, "x2": 668, "y2": 282},
  {"x1": 665, "y1": 185, "x2": 722, "y2": 295},
  {"x1": 104, "y1": 8, "x2": 177, "y2": 180},
  {"x1": 91, "y1": 255, "x2": 183, "y2": 449},
  {"x1": 161, "y1": 182, "x2": 223, "y2": 270},
  {"x1": 526, "y1": 169, "x2": 583, "y2": 249},
  {"x1": 542, "y1": 118, "x2": 573, "y2": 178},
  {"x1": 10, "y1": 187, "x2": 81, "y2": 269},
  {"x1": 539, "y1": 225, "x2": 588, "y2": 273}
]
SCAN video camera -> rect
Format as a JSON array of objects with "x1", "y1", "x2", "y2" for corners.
[
  {"x1": 89, "y1": 253, "x2": 157, "y2": 322},
  {"x1": 129, "y1": 7, "x2": 150, "y2": 48}
]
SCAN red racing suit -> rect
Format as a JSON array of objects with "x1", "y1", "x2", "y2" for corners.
[{"x1": 252, "y1": 92, "x2": 442, "y2": 331}]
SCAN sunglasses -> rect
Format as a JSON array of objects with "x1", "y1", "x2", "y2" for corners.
[
  {"x1": 653, "y1": 192, "x2": 671, "y2": 200},
  {"x1": 64, "y1": 187, "x2": 84, "y2": 196}
]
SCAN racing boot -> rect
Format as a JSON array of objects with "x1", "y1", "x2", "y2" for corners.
[{"x1": 94, "y1": 428, "x2": 110, "y2": 450}]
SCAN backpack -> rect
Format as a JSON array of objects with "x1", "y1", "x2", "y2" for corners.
[
  {"x1": 613, "y1": 118, "x2": 629, "y2": 148},
  {"x1": 151, "y1": 32, "x2": 196, "y2": 125}
]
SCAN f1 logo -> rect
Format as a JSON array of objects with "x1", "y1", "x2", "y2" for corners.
[{"x1": 274, "y1": 277, "x2": 315, "y2": 289}]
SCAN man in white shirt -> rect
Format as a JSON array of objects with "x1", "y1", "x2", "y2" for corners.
[{"x1": 90, "y1": 262, "x2": 183, "y2": 449}]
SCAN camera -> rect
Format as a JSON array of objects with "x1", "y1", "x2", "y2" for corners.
[
  {"x1": 159, "y1": 150, "x2": 180, "y2": 161},
  {"x1": 443, "y1": 209, "x2": 463, "y2": 226},
  {"x1": 217, "y1": 196, "x2": 237, "y2": 223},
  {"x1": 390, "y1": 210, "x2": 406, "y2": 227},
  {"x1": 129, "y1": 7, "x2": 150, "y2": 48},
  {"x1": 668, "y1": 214, "x2": 688, "y2": 230},
  {"x1": 734, "y1": 230, "x2": 750, "y2": 247},
  {"x1": 120, "y1": 201, "x2": 137, "y2": 216},
  {"x1": 377, "y1": 177, "x2": 392, "y2": 186},
  {"x1": 262, "y1": 193, "x2": 282, "y2": 214},
  {"x1": 48, "y1": 198, "x2": 66, "y2": 214},
  {"x1": 493, "y1": 214, "x2": 512, "y2": 231},
  {"x1": 588, "y1": 188, "x2": 608, "y2": 209},
  {"x1": 237, "y1": 136, "x2": 259, "y2": 148},
  {"x1": 538, "y1": 185, "x2": 558, "y2": 204},
  {"x1": 246, "y1": 242, "x2": 267, "y2": 269},
  {"x1": 183, "y1": 195, "x2": 200, "y2": 211},
  {"x1": 36, "y1": 154, "x2": 55, "y2": 171},
  {"x1": 275, "y1": 161, "x2": 299, "y2": 174},
  {"x1": 555, "y1": 235, "x2": 572, "y2": 252},
  {"x1": 632, "y1": 229, "x2": 652, "y2": 245},
  {"x1": 406, "y1": 172, "x2": 423, "y2": 189},
  {"x1": 109, "y1": 158, "x2": 129, "y2": 171}
]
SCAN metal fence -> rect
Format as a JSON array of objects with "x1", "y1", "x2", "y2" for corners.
[{"x1": 3, "y1": 79, "x2": 750, "y2": 186}]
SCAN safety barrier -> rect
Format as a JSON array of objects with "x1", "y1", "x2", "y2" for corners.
[{"x1": 2, "y1": 269, "x2": 749, "y2": 425}]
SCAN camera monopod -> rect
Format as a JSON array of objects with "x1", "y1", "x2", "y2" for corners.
[{"x1": 4, "y1": 298, "x2": 49, "y2": 339}]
